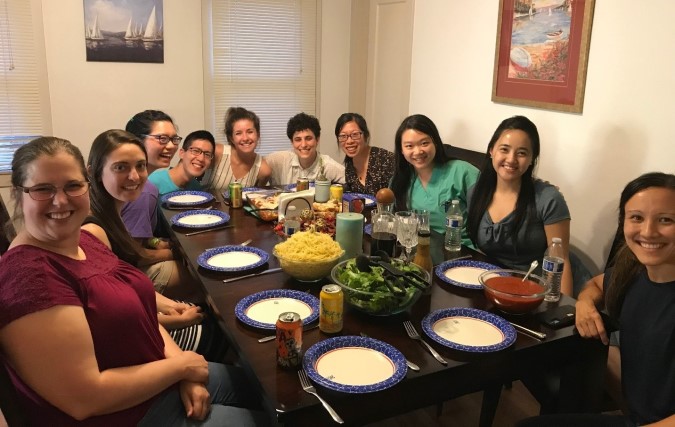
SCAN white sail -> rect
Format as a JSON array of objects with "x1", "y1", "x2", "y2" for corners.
[
  {"x1": 143, "y1": 6, "x2": 161, "y2": 41},
  {"x1": 90, "y1": 14, "x2": 104, "y2": 40},
  {"x1": 124, "y1": 18, "x2": 133, "y2": 38}
]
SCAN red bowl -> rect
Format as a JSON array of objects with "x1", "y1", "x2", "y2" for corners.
[{"x1": 478, "y1": 270, "x2": 550, "y2": 315}]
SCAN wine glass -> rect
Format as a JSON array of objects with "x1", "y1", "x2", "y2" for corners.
[{"x1": 395, "y1": 211, "x2": 418, "y2": 263}]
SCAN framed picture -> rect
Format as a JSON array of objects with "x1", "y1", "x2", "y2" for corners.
[
  {"x1": 492, "y1": 0, "x2": 595, "y2": 113},
  {"x1": 83, "y1": 0, "x2": 164, "y2": 63}
]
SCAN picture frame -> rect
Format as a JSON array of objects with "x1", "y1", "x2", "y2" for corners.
[
  {"x1": 492, "y1": 0, "x2": 595, "y2": 113},
  {"x1": 83, "y1": 0, "x2": 164, "y2": 63}
]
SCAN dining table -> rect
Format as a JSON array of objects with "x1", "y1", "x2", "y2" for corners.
[{"x1": 160, "y1": 193, "x2": 608, "y2": 427}]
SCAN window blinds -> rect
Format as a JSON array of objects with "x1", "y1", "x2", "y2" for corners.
[
  {"x1": 0, "y1": 0, "x2": 42, "y2": 172},
  {"x1": 206, "y1": 0, "x2": 317, "y2": 154}
]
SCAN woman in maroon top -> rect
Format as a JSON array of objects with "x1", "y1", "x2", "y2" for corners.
[{"x1": 0, "y1": 137, "x2": 264, "y2": 425}]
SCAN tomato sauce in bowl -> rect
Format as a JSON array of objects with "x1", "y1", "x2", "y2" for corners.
[{"x1": 479, "y1": 270, "x2": 550, "y2": 315}]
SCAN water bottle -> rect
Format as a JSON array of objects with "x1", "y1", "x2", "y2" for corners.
[
  {"x1": 283, "y1": 206, "x2": 301, "y2": 236},
  {"x1": 542, "y1": 237, "x2": 564, "y2": 302},
  {"x1": 444, "y1": 199, "x2": 462, "y2": 252}
]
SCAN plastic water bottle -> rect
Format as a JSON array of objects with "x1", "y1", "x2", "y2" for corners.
[
  {"x1": 444, "y1": 199, "x2": 462, "y2": 252},
  {"x1": 542, "y1": 237, "x2": 564, "y2": 302},
  {"x1": 283, "y1": 206, "x2": 301, "y2": 236}
]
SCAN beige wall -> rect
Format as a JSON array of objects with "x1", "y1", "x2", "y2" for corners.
[
  {"x1": 409, "y1": 0, "x2": 675, "y2": 271},
  {"x1": 40, "y1": 0, "x2": 205, "y2": 161}
]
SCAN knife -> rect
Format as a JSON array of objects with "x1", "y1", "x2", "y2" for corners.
[
  {"x1": 184, "y1": 224, "x2": 234, "y2": 236},
  {"x1": 258, "y1": 323, "x2": 319, "y2": 343},
  {"x1": 223, "y1": 267, "x2": 283, "y2": 284},
  {"x1": 509, "y1": 321, "x2": 547, "y2": 340}
]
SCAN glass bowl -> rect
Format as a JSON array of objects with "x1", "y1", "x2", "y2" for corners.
[
  {"x1": 273, "y1": 248, "x2": 344, "y2": 282},
  {"x1": 330, "y1": 258, "x2": 430, "y2": 316},
  {"x1": 478, "y1": 269, "x2": 550, "y2": 315}
]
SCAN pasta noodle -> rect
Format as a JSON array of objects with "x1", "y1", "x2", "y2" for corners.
[{"x1": 274, "y1": 231, "x2": 343, "y2": 262}]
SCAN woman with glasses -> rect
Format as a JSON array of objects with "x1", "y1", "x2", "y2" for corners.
[
  {"x1": 335, "y1": 112, "x2": 395, "y2": 195},
  {"x1": 201, "y1": 107, "x2": 272, "y2": 189},
  {"x1": 391, "y1": 114, "x2": 479, "y2": 241},
  {"x1": 148, "y1": 130, "x2": 216, "y2": 196},
  {"x1": 0, "y1": 137, "x2": 265, "y2": 425},
  {"x1": 122, "y1": 110, "x2": 180, "y2": 248}
]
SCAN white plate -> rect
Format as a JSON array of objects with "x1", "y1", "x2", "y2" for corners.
[
  {"x1": 316, "y1": 347, "x2": 395, "y2": 386},
  {"x1": 434, "y1": 260, "x2": 501, "y2": 289},
  {"x1": 207, "y1": 251, "x2": 262, "y2": 268},
  {"x1": 177, "y1": 213, "x2": 223, "y2": 226},
  {"x1": 245, "y1": 298, "x2": 314, "y2": 325},
  {"x1": 197, "y1": 245, "x2": 269, "y2": 272},
  {"x1": 431, "y1": 316, "x2": 506, "y2": 347}
]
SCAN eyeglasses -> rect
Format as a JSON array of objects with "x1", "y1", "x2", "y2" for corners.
[
  {"x1": 18, "y1": 180, "x2": 90, "y2": 201},
  {"x1": 337, "y1": 131, "x2": 363, "y2": 143},
  {"x1": 187, "y1": 147, "x2": 214, "y2": 160},
  {"x1": 142, "y1": 134, "x2": 183, "y2": 145}
]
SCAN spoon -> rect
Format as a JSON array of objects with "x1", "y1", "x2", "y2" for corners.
[
  {"x1": 355, "y1": 255, "x2": 406, "y2": 297},
  {"x1": 522, "y1": 260, "x2": 539, "y2": 282}
]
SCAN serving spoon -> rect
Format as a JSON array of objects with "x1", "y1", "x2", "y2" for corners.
[
  {"x1": 522, "y1": 260, "x2": 539, "y2": 282},
  {"x1": 355, "y1": 255, "x2": 407, "y2": 297}
]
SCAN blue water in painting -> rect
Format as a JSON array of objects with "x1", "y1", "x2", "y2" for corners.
[
  {"x1": 511, "y1": 8, "x2": 571, "y2": 46},
  {"x1": 86, "y1": 34, "x2": 163, "y2": 63}
]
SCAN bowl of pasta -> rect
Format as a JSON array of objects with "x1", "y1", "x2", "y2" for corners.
[{"x1": 273, "y1": 231, "x2": 345, "y2": 282}]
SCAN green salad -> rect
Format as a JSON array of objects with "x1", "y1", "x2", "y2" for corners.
[{"x1": 334, "y1": 259, "x2": 422, "y2": 314}]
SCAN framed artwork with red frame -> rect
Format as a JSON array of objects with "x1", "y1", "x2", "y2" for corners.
[{"x1": 492, "y1": 0, "x2": 595, "y2": 113}]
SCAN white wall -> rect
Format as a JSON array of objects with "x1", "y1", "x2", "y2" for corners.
[
  {"x1": 409, "y1": 0, "x2": 675, "y2": 271},
  {"x1": 40, "y1": 0, "x2": 205, "y2": 161}
]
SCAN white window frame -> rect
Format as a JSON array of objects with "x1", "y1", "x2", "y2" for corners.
[{"x1": 202, "y1": 0, "x2": 319, "y2": 155}]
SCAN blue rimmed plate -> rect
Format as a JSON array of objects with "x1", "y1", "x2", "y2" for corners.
[
  {"x1": 422, "y1": 307, "x2": 516, "y2": 353},
  {"x1": 161, "y1": 190, "x2": 214, "y2": 206},
  {"x1": 198, "y1": 245, "x2": 268, "y2": 272},
  {"x1": 364, "y1": 223, "x2": 373, "y2": 236},
  {"x1": 303, "y1": 336, "x2": 407, "y2": 393},
  {"x1": 435, "y1": 260, "x2": 501, "y2": 290},
  {"x1": 222, "y1": 186, "x2": 267, "y2": 200},
  {"x1": 235, "y1": 289, "x2": 319, "y2": 330},
  {"x1": 343, "y1": 192, "x2": 376, "y2": 207},
  {"x1": 171, "y1": 210, "x2": 230, "y2": 229}
]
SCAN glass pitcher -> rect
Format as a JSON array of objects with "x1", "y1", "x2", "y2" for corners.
[{"x1": 370, "y1": 202, "x2": 396, "y2": 256}]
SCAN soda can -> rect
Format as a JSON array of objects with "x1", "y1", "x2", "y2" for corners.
[
  {"x1": 329, "y1": 184, "x2": 343, "y2": 202},
  {"x1": 296, "y1": 177, "x2": 310, "y2": 192},
  {"x1": 342, "y1": 197, "x2": 365, "y2": 214},
  {"x1": 319, "y1": 284, "x2": 343, "y2": 334},
  {"x1": 229, "y1": 181, "x2": 243, "y2": 208},
  {"x1": 276, "y1": 312, "x2": 303, "y2": 369}
]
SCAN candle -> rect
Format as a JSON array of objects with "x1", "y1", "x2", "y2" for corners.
[{"x1": 335, "y1": 212, "x2": 364, "y2": 260}]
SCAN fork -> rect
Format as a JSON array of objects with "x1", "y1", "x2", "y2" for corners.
[
  {"x1": 298, "y1": 369, "x2": 344, "y2": 424},
  {"x1": 403, "y1": 321, "x2": 447, "y2": 365}
]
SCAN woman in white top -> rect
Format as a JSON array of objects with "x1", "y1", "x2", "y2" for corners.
[{"x1": 201, "y1": 107, "x2": 271, "y2": 189}]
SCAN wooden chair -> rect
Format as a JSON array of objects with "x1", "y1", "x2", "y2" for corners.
[
  {"x1": 0, "y1": 192, "x2": 15, "y2": 255},
  {"x1": 0, "y1": 361, "x2": 27, "y2": 426},
  {"x1": 443, "y1": 144, "x2": 486, "y2": 170}
]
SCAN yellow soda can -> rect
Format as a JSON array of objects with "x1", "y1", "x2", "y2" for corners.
[{"x1": 319, "y1": 284, "x2": 343, "y2": 333}]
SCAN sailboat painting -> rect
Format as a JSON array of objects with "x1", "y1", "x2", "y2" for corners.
[{"x1": 84, "y1": 0, "x2": 164, "y2": 63}]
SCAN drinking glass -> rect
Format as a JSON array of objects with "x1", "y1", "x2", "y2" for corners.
[{"x1": 395, "y1": 211, "x2": 418, "y2": 263}]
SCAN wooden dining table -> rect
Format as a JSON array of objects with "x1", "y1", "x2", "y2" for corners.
[{"x1": 161, "y1": 196, "x2": 607, "y2": 427}]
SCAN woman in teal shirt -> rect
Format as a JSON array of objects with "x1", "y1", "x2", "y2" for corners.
[{"x1": 390, "y1": 114, "x2": 479, "y2": 245}]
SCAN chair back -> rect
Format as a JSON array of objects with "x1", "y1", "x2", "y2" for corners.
[
  {"x1": 0, "y1": 361, "x2": 27, "y2": 426},
  {"x1": 443, "y1": 144, "x2": 486, "y2": 170},
  {"x1": 0, "y1": 192, "x2": 15, "y2": 255}
]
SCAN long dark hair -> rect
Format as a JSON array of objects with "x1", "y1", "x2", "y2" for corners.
[
  {"x1": 605, "y1": 172, "x2": 675, "y2": 320},
  {"x1": 390, "y1": 114, "x2": 450, "y2": 211},
  {"x1": 88, "y1": 129, "x2": 147, "y2": 265},
  {"x1": 125, "y1": 109, "x2": 175, "y2": 138},
  {"x1": 467, "y1": 116, "x2": 541, "y2": 246}
]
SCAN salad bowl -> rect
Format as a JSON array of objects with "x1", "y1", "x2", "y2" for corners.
[{"x1": 330, "y1": 258, "x2": 430, "y2": 316}]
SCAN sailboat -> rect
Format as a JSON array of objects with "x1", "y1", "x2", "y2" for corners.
[
  {"x1": 124, "y1": 17, "x2": 140, "y2": 40},
  {"x1": 143, "y1": 6, "x2": 163, "y2": 42},
  {"x1": 89, "y1": 14, "x2": 104, "y2": 40}
]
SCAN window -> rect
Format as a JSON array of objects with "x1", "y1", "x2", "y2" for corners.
[
  {"x1": 204, "y1": 0, "x2": 318, "y2": 154},
  {"x1": 0, "y1": 0, "x2": 44, "y2": 172}
]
